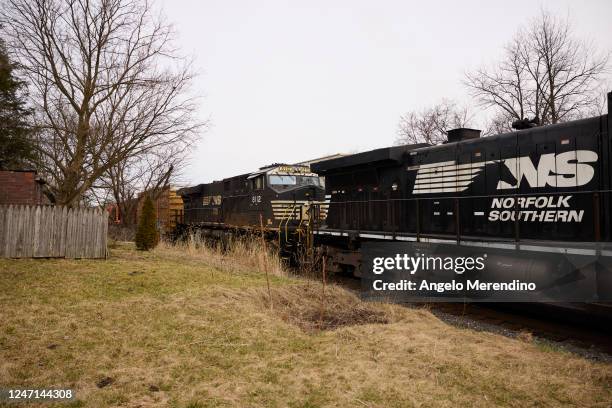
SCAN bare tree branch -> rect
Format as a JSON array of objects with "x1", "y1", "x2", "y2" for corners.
[
  {"x1": 1, "y1": 0, "x2": 205, "y2": 206},
  {"x1": 95, "y1": 138, "x2": 193, "y2": 225},
  {"x1": 465, "y1": 10, "x2": 609, "y2": 129},
  {"x1": 395, "y1": 100, "x2": 473, "y2": 145}
]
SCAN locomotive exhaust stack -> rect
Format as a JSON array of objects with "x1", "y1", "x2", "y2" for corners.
[
  {"x1": 446, "y1": 128, "x2": 481, "y2": 143},
  {"x1": 512, "y1": 116, "x2": 541, "y2": 130}
]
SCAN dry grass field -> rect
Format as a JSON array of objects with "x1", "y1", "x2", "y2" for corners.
[{"x1": 0, "y1": 240, "x2": 611, "y2": 407}]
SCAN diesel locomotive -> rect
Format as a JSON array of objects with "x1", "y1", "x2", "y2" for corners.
[
  {"x1": 309, "y1": 92, "x2": 612, "y2": 310},
  {"x1": 177, "y1": 163, "x2": 327, "y2": 247}
]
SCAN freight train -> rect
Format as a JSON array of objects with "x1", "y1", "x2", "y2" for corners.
[{"x1": 177, "y1": 93, "x2": 612, "y2": 308}]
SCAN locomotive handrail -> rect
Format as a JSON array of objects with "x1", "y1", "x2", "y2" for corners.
[{"x1": 278, "y1": 202, "x2": 303, "y2": 245}]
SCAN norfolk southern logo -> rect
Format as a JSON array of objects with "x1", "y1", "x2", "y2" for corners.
[
  {"x1": 410, "y1": 160, "x2": 486, "y2": 194},
  {"x1": 409, "y1": 150, "x2": 598, "y2": 194}
]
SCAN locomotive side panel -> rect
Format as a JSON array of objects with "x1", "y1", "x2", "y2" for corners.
[
  {"x1": 406, "y1": 117, "x2": 604, "y2": 242},
  {"x1": 182, "y1": 181, "x2": 224, "y2": 225},
  {"x1": 221, "y1": 175, "x2": 252, "y2": 227}
]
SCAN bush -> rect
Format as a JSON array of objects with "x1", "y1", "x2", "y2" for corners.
[{"x1": 135, "y1": 196, "x2": 159, "y2": 250}]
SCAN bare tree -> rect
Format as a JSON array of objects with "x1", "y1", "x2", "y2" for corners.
[
  {"x1": 395, "y1": 100, "x2": 472, "y2": 145},
  {"x1": 0, "y1": 0, "x2": 203, "y2": 206},
  {"x1": 466, "y1": 11, "x2": 609, "y2": 128},
  {"x1": 97, "y1": 141, "x2": 190, "y2": 225},
  {"x1": 465, "y1": 38, "x2": 534, "y2": 128}
]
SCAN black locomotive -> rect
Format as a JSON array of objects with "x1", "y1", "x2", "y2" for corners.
[
  {"x1": 309, "y1": 92, "x2": 612, "y2": 313},
  {"x1": 177, "y1": 164, "x2": 326, "y2": 246},
  {"x1": 312, "y1": 93, "x2": 612, "y2": 269}
]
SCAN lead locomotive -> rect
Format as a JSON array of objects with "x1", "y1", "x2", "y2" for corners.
[{"x1": 177, "y1": 164, "x2": 326, "y2": 249}]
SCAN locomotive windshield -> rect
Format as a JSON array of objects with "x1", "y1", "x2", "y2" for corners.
[
  {"x1": 269, "y1": 175, "x2": 297, "y2": 185},
  {"x1": 268, "y1": 174, "x2": 322, "y2": 191}
]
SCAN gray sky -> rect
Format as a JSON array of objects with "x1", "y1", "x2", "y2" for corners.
[{"x1": 158, "y1": 0, "x2": 612, "y2": 185}]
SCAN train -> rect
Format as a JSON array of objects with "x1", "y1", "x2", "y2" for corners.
[
  {"x1": 176, "y1": 163, "x2": 327, "y2": 253},
  {"x1": 176, "y1": 92, "x2": 612, "y2": 310}
]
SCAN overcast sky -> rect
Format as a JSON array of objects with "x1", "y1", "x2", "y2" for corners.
[{"x1": 158, "y1": 0, "x2": 612, "y2": 185}]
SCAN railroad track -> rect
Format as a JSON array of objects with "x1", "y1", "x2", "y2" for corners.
[{"x1": 426, "y1": 303, "x2": 612, "y2": 360}]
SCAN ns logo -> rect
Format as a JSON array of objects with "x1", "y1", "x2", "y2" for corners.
[
  {"x1": 496, "y1": 150, "x2": 598, "y2": 190},
  {"x1": 409, "y1": 149, "x2": 598, "y2": 195}
]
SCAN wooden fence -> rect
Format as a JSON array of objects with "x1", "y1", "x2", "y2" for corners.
[{"x1": 0, "y1": 205, "x2": 108, "y2": 259}]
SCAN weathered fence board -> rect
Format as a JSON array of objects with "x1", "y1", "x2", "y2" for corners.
[{"x1": 0, "y1": 205, "x2": 107, "y2": 259}]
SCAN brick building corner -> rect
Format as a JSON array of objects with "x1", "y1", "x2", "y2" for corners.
[{"x1": 0, "y1": 170, "x2": 51, "y2": 206}]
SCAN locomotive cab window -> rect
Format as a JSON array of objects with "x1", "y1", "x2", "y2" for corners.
[{"x1": 253, "y1": 176, "x2": 264, "y2": 190}]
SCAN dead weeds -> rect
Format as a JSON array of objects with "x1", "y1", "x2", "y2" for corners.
[{"x1": 258, "y1": 284, "x2": 390, "y2": 332}]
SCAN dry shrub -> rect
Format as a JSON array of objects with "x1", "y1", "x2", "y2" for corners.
[
  {"x1": 159, "y1": 235, "x2": 392, "y2": 332},
  {"x1": 261, "y1": 284, "x2": 390, "y2": 332},
  {"x1": 157, "y1": 233, "x2": 287, "y2": 277}
]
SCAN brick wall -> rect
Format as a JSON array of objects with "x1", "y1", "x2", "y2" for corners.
[{"x1": 0, "y1": 170, "x2": 48, "y2": 205}]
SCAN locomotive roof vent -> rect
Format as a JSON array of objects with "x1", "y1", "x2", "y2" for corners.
[{"x1": 446, "y1": 128, "x2": 481, "y2": 143}]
